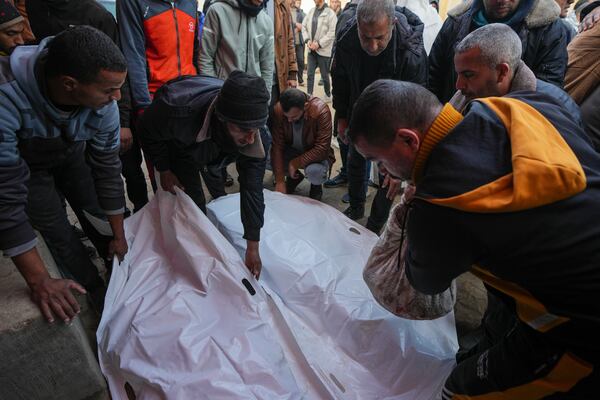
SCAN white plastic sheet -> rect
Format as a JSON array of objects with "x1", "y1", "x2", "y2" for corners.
[{"x1": 98, "y1": 189, "x2": 457, "y2": 399}]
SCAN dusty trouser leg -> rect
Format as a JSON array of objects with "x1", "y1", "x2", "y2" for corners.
[
  {"x1": 26, "y1": 167, "x2": 105, "y2": 291},
  {"x1": 365, "y1": 173, "x2": 395, "y2": 234},
  {"x1": 443, "y1": 318, "x2": 598, "y2": 399}
]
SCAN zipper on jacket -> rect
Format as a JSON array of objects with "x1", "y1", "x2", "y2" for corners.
[{"x1": 171, "y1": 1, "x2": 182, "y2": 76}]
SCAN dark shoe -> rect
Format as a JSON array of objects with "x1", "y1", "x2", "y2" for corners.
[
  {"x1": 368, "y1": 179, "x2": 378, "y2": 188},
  {"x1": 341, "y1": 193, "x2": 350, "y2": 203},
  {"x1": 225, "y1": 173, "x2": 234, "y2": 187},
  {"x1": 324, "y1": 173, "x2": 347, "y2": 188},
  {"x1": 343, "y1": 205, "x2": 365, "y2": 220},
  {"x1": 318, "y1": 78, "x2": 324, "y2": 86},
  {"x1": 286, "y1": 172, "x2": 304, "y2": 193},
  {"x1": 309, "y1": 184, "x2": 323, "y2": 201}
]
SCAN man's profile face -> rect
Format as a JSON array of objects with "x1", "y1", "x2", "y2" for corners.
[
  {"x1": 70, "y1": 69, "x2": 126, "y2": 110},
  {"x1": 227, "y1": 122, "x2": 258, "y2": 147},
  {"x1": 354, "y1": 135, "x2": 416, "y2": 181},
  {"x1": 295, "y1": 0, "x2": 301, "y2": 8},
  {"x1": 314, "y1": 0, "x2": 324, "y2": 8},
  {"x1": 0, "y1": 22, "x2": 25, "y2": 55},
  {"x1": 555, "y1": 0, "x2": 575, "y2": 17},
  {"x1": 283, "y1": 106, "x2": 304, "y2": 123},
  {"x1": 454, "y1": 48, "x2": 505, "y2": 101},
  {"x1": 358, "y1": 17, "x2": 394, "y2": 57},
  {"x1": 249, "y1": 0, "x2": 264, "y2": 6},
  {"x1": 330, "y1": 0, "x2": 341, "y2": 12},
  {"x1": 482, "y1": 0, "x2": 521, "y2": 20}
]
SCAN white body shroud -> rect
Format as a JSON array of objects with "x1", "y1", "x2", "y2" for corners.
[{"x1": 97, "y1": 189, "x2": 457, "y2": 399}]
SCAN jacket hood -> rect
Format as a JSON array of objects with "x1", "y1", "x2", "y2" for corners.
[
  {"x1": 10, "y1": 37, "x2": 110, "y2": 125},
  {"x1": 337, "y1": 6, "x2": 425, "y2": 54},
  {"x1": 448, "y1": 0, "x2": 560, "y2": 29},
  {"x1": 10, "y1": 38, "x2": 64, "y2": 123}
]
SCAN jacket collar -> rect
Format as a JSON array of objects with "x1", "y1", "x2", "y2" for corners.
[
  {"x1": 448, "y1": 0, "x2": 560, "y2": 29},
  {"x1": 411, "y1": 103, "x2": 464, "y2": 183}
]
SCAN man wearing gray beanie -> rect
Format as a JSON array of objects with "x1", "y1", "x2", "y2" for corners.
[{"x1": 139, "y1": 71, "x2": 270, "y2": 278}]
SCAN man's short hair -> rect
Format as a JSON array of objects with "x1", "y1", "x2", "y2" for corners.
[
  {"x1": 356, "y1": 0, "x2": 395, "y2": 26},
  {"x1": 455, "y1": 23, "x2": 522, "y2": 74},
  {"x1": 348, "y1": 80, "x2": 441, "y2": 147},
  {"x1": 279, "y1": 88, "x2": 308, "y2": 112},
  {"x1": 45, "y1": 26, "x2": 127, "y2": 83}
]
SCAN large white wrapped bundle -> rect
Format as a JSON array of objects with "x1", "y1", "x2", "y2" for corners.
[{"x1": 97, "y1": 189, "x2": 458, "y2": 399}]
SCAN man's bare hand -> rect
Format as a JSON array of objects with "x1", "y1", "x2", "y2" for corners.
[
  {"x1": 160, "y1": 170, "x2": 184, "y2": 194},
  {"x1": 30, "y1": 276, "x2": 86, "y2": 324},
  {"x1": 108, "y1": 236, "x2": 128, "y2": 263},
  {"x1": 287, "y1": 80, "x2": 298, "y2": 88},
  {"x1": 245, "y1": 241, "x2": 262, "y2": 279},
  {"x1": 275, "y1": 182, "x2": 287, "y2": 194},
  {"x1": 296, "y1": 22, "x2": 302, "y2": 31},
  {"x1": 381, "y1": 174, "x2": 402, "y2": 200},
  {"x1": 580, "y1": 6, "x2": 600, "y2": 31},
  {"x1": 288, "y1": 163, "x2": 300, "y2": 179},
  {"x1": 120, "y1": 127, "x2": 133, "y2": 153}
]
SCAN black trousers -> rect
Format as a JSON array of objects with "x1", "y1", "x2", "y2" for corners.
[
  {"x1": 307, "y1": 51, "x2": 330, "y2": 96},
  {"x1": 295, "y1": 44, "x2": 305, "y2": 83},
  {"x1": 120, "y1": 128, "x2": 148, "y2": 213},
  {"x1": 347, "y1": 143, "x2": 393, "y2": 233},
  {"x1": 444, "y1": 298, "x2": 599, "y2": 399},
  {"x1": 26, "y1": 144, "x2": 109, "y2": 290}
]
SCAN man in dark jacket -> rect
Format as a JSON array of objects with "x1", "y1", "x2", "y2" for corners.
[
  {"x1": 27, "y1": 0, "x2": 149, "y2": 213},
  {"x1": 0, "y1": 26, "x2": 128, "y2": 323},
  {"x1": 271, "y1": 88, "x2": 334, "y2": 200},
  {"x1": 429, "y1": 0, "x2": 568, "y2": 103},
  {"x1": 451, "y1": 23, "x2": 583, "y2": 126},
  {"x1": 350, "y1": 79, "x2": 600, "y2": 398},
  {"x1": 139, "y1": 71, "x2": 269, "y2": 279},
  {"x1": 331, "y1": 0, "x2": 428, "y2": 233}
]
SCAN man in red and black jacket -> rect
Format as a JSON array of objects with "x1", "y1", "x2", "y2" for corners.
[{"x1": 117, "y1": 0, "x2": 200, "y2": 187}]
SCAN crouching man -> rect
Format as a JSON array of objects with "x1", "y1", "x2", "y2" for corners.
[
  {"x1": 139, "y1": 71, "x2": 269, "y2": 279},
  {"x1": 271, "y1": 88, "x2": 334, "y2": 200},
  {"x1": 350, "y1": 80, "x2": 600, "y2": 397}
]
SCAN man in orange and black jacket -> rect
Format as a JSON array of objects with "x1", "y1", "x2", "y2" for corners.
[{"x1": 349, "y1": 80, "x2": 600, "y2": 398}]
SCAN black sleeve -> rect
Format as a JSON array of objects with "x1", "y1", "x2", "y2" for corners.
[
  {"x1": 236, "y1": 154, "x2": 266, "y2": 241},
  {"x1": 405, "y1": 199, "x2": 478, "y2": 295},
  {"x1": 138, "y1": 101, "x2": 173, "y2": 172},
  {"x1": 428, "y1": 18, "x2": 454, "y2": 101},
  {"x1": 0, "y1": 159, "x2": 37, "y2": 255},
  {"x1": 331, "y1": 43, "x2": 351, "y2": 119},
  {"x1": 399, "y1": 46, "x2": 429, "y2": 87},
  {"x1": 530, "y1": 21, "x2": 568, "y2": 88}
]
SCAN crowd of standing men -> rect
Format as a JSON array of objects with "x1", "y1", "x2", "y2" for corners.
[{"x1": 1, "y1": 0, "x2": 600, "y2": 397}]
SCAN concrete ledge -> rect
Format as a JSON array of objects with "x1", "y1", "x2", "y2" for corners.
[{"x1": 0, "y1": 236, "x2": 109, "y2": 400}]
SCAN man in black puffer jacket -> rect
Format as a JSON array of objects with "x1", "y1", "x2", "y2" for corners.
[
  {"x1": 429, "y1": 0, "x2": 568, "y2": 103},
  {"x1": 331, "y1": 0, "x2": 428, "y2": 234},
  {"x1": 139, "y1": 71, "x2": 269, "y2": 280}
]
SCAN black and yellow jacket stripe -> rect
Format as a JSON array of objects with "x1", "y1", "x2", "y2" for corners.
[{"x1": 406, "y1": 91, "x2": 600, "y2": 348}]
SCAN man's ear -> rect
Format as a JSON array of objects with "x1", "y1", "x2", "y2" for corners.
[
  {"x1": 61, "y1": 76, "x2": 79, "y2": 92},
  {"x1": 395, "y1": 128, "x2": 421, "y2": 152},
  {"x1": 496, "y1": 63, "x2": 510, "y2": 84}
]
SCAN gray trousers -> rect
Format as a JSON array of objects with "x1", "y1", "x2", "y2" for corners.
[{"x1": 285, "y1": 147, "x2": 329, "y2": 185}]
